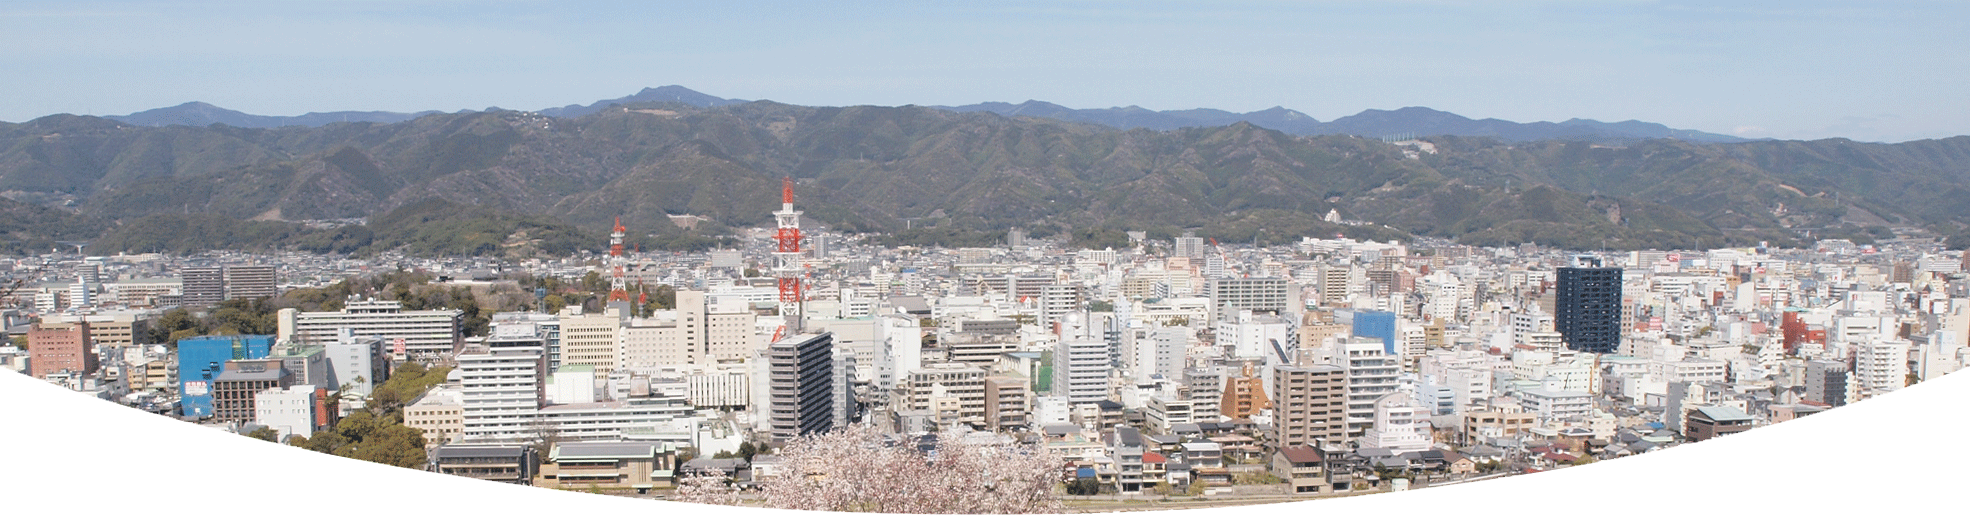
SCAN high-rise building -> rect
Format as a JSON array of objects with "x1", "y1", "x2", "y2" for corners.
[
  {"x1": 1317, "y1": 264, "x2": 1352, "y2": 307},
  {"x1": 457, "y1": 343, "x2": 547, "y2": 442},
  {"x1": 1339, "y1": 338, "x2": 1400, "y2": 438},
  {"x1": 1207, "y1": 277, "x2": 1290, "y2": 322},
  {"x1": 1804, "y1": 359, "x2": 1849, "y2": 408},
  {"x1": 1174, "y1": 232, "x2": 1206, "y2": 260},
  {"x1": 1555, "y1": 256, "x2": 1623, "y2": 353},
  {"x1": 1270, "y1": 363, "x2": 1347, "y2": 449},
  {"x1": 181, "y1": 266, "x2": 226, "y2": 307},
  {"x1": 1039, "y1": 284, "x2": 1084, "y2": 329},
  {"x1": 1052, "y1": 321, "x2": 1112, "y2": 405},
  {"x1": 1853, "y1": 340, "x2": 1910, "y2": 397},
  {"x1": 1340, "y1": 309, "x2": 1398, "y2": 356},
  {"x1": 224, "y1": 265, "x2": 277, "y2": 300},
  {"x1": 764, "y1": 332, "x2": 836, "y2": 444}
]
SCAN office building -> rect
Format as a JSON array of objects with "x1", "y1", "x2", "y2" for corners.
[
  {"x1": 26, "y1": 322, "x2": 95, "y2": 380},
  {"x1": 211, "y1": 359, "x2": 295, "y2": 424},
  {"x1": 178, "y1": 335, "x2": 275, "y2": 418}
]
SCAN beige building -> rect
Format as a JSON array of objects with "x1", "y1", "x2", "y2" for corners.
[
  {"x1": 129, "y1": 358, "x2": 178, "y2": 392},
  {"x1": 405, "y1": 385, "x2": 466, "y2": 447},
  {"x1": 892, "y1": 363, "x2": 987, "y2": 431},
  {"x1": 1463, "y1": 408, "x2": 1537, "y2": 443},
  {"x1": 536, "y1": 441, "x2": 677, "y2": 491},
  {"x1": 1271, "y1": 363, "x2": 1348, "y2": 449},
  {"x1": 558, "y1": 306, "x2": 625, "y2": 375},
  {"x1": 983, "y1": 375, "x2": 1029, "y2": 431}
]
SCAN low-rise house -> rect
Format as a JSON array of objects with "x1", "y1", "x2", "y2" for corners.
[
  {"x1": 1180, "y1": 442, "x2": 1222, "y2": 468},
  {"x1": 1441, "y1": 449, "x2": 1476, "y2": 475},
  {"x1": 1273, "y1": 445, "x2": 1331, "y2": 495}
]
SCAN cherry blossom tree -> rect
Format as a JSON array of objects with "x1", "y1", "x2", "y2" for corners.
[{"x1": 673, "y1": 424, "x2": 1065, "y2": 514}]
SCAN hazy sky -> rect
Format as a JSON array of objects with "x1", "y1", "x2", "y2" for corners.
[{"x1": 5, "y1": 1, "x2": 1965, "y2": 142}]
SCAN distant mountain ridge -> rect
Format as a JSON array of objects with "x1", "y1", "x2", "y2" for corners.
[
  {"x1": 536, "y1": 85, "x2": 749, "y2": 118},
  {"x1": 108, "y1": 101, "x2": 445, "y2": 129},
  {"x1": 8, "y1": 98, "x2": 1967, "y2": 260},
  {"x1": 102, "y1": 86, "x2": 1747, "y2": 143}
]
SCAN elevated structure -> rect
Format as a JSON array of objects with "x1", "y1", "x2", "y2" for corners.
[
  {"x1": 608, "y1": 217, "x2": 629, "y2": 303},
  {"x1": 774, "y1": 177, "x2": 805, "y2": 331}
]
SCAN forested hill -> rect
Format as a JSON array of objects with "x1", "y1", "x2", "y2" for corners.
[{"x1": 2, "y1": 100, "x2": 1967, "y2": 256}]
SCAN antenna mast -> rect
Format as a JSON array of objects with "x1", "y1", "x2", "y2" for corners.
[{"x1": 774, "y1": 177, "x2": 805, "y2": 333}]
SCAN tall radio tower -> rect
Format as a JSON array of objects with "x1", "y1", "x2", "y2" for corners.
[
  {"x1": 608, "y1": 216, "x2": 630, "y2": 303},
  {"x1": 774, "y1": 177, "x2": 805, "y2": 331}
]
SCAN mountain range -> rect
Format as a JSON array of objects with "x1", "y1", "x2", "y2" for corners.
[
  {"x1": 103, "y1": 85, "x2": 1748, "y2": 144},
  {"x1": 3, "y1": 89, "x2": 1965, "y2": 258}
]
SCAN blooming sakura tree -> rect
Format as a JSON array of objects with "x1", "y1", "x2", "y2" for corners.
[{"x1": 672, "y1": 424, "x2": 1065, "y2": 513}]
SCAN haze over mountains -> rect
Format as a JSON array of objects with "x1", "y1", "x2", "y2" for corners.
[
  {"x1": 5, "y1": 86, "x2": 1964, "y2": 258},
  {"x1": 106, "y1": 86, "x2": 1749, "y2": 144}
]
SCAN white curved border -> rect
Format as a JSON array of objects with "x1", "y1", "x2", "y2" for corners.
[{"x1": 4, "y1": 367, "x2": 1962, "y2": 513}]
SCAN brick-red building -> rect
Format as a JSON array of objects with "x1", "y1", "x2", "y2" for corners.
[{"x1": 28, "y1": 322, "x2": 95, "y2": 380}]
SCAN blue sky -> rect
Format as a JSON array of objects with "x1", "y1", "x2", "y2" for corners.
[{"x1": 4, "y1": 1, "x2": 1964, "y2": 142}]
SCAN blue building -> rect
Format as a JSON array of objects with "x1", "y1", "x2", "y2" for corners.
[
  {"x1": 1343, "y1": 310, "x2": 1398, "y2": 356},
  {"x1": 177, "y1": 335, "x2": 275, "y2": 418}
]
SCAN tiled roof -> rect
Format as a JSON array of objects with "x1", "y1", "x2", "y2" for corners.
[{"x1": 1278, "y1": 445, "x2": 1323, "y2": 464}]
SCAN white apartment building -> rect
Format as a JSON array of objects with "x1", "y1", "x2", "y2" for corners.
[
  {"x1": 1217, "y1": 310, "x2": 1290, "y2": 360},
  {"x1": 1359, "y1": 387, "x2": 1434, "y2": 452},
  {"x1": 254, "y1": 384, "x2": 323, "y2": 441},
  {"x1": 457, "y1": 344, "x2": 547, "y2": 442},
  {"x1": 1054, "y1": 318, "x2": 1113, "y2": 405},
  {"x1": 1339, "y1": 338, "x2": 1401, "y2": 437},
  {"x1": 1516, "y1": 388, "x2": 1593, "y2": 422},
  {"x1": 1853, "y1": 339, "x2": 1910, "y2": 397},
  {"x1": 280, "y1": 300, "x2": 464, "y2": 360}
]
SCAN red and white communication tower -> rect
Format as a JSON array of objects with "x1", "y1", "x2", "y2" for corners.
[
  {"x1": 607, "y1": 216, "x2": 630, "y2": 303},
  {"x1": 774, "y1": 177, "x2": 805, "y2": 329}
]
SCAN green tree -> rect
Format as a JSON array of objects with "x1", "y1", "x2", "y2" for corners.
[
  {"x1": 246, "y1": 426, "x2": 280, "y2": 442},
  {"x1": 1066, "y1": 478, "x2": 1102, "y2": 496}
]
